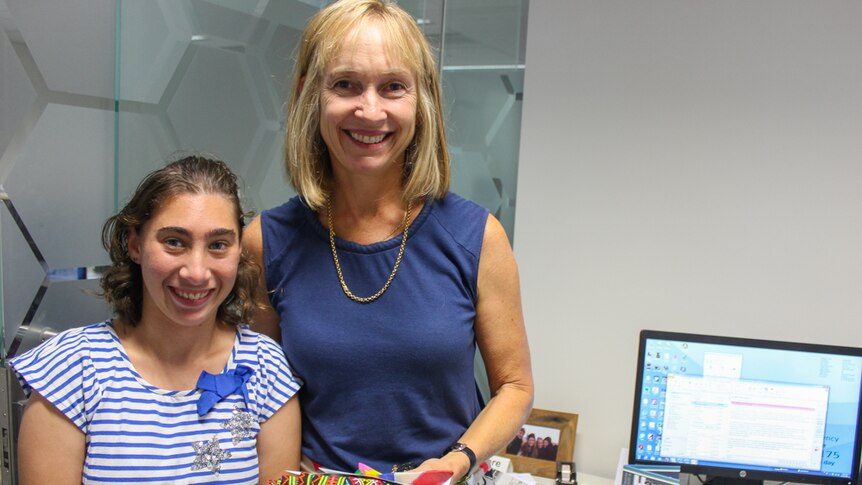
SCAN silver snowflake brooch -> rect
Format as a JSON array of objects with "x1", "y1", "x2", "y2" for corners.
[
  {"x1": 191, "y1": 436, "x2": 231, "y2": 474},
  {"x1": 223, "y1": 405, "x2": 256, "y2": 444}
]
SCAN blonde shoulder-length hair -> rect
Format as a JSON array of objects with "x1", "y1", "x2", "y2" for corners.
[{"x1": 284, "y1": 0, "x2": 450, "y2": 209}]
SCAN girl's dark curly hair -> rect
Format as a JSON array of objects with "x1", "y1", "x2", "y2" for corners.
[{"x1": 100, "y1": 155, "x2": 265, "y2": 327}]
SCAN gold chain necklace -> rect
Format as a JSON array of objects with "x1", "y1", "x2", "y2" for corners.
[{"x1": 327, "y1": 198, "x2": 412, "y2": 303}]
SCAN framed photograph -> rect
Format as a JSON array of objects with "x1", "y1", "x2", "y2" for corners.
[{"x1": 500, "y1": 408, "x2": 578, "y2": 478}]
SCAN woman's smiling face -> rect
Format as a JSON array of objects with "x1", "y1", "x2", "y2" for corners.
[
  {"x1": 319, "y1": 20, "x2": 418, "y2": 181},
  {"x1": 128, "y1": 192, "x2": 241, "y2": 329}
]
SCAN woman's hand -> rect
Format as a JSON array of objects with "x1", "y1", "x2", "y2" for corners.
[{"x1": 412, "y1": 452, "x2": 471, "y2": 481}]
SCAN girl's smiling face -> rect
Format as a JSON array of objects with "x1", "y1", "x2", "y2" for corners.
[{"x1": 128, "y1": 192, "x2": 241, "y2": 329}]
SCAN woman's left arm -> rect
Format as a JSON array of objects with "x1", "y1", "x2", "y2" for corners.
[
  {"x1": 416, "y1": 215, "x2": 535, "y2": 478},
  {"x1": 257, "y1": 396, "x2": 301, "y2": 485}
]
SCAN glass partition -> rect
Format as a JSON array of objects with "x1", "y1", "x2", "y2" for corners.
[
  {"x1": 1, "y1": 0, "x2": 116, "y2": 365},
  {"x1": 1, "y1": 1, "x2": 120, "y2": 479},
  {"x1": 441, "y1": 0, "x2": 527, "y2": 234}
]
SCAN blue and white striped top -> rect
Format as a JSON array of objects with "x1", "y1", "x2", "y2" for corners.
[{"x1": 9, "y1": 321, "x2": 302, "y2": 484}]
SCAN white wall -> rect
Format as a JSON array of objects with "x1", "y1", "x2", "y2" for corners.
[{"x1": 515, "y1": 0, "x2": 862, "y2": 479}]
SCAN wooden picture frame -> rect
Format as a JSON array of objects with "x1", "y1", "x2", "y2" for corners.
[{"x1": 500, "y1": 408, "x2": 578, "y2": 478}]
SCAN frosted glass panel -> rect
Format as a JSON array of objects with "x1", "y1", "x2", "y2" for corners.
[
  {"x1": 1, "y1": 1, "x2": 116, "y2": 361},
  {"x1": 117, "y1": 0, "x2": 315, "y2": 214},
  {"x1": 445, "y1": 68, "x2": 524, "y2": 237},
  {"x1": 6, "y1": 105, "x2": 114, "y2": 268},
  {"x1": 5, "y1": 0, "x2": 115, "y2": 98},
  {"x1": 440, "y1": 0, "x2": 527, "y2": 240},
  {"x1": 6, "y1": 279, "x2": 109, "y2": 360},
  {"x1": 1, "y1": 103, "x2": 115, "y2": 359},
  {"x1": 442, "y1": 0, "x2": 527, "y2": 68},
  {"x1": 0, "y1": 197, "x2": 46, "y2": 359}
]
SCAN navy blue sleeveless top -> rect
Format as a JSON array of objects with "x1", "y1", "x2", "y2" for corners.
[{"x1": 261, "y1": 192, "x2": 488, "y2": 472}]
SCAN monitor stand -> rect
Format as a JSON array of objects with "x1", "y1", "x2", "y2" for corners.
[{"x1": 704, "y1": 476, "x2": 763, "y2": 485}]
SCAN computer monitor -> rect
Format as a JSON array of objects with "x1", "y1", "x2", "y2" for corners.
[{"x1": 629, "y1": 330, "x2": 862, "y2": 485}]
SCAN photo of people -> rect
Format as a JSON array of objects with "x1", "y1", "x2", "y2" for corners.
[{"x1": 505, "y1": 424, "x2": 561, "y2": 461}]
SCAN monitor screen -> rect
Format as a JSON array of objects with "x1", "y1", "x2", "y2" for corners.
[{"x1": 629, "y1": 330, "x2": 862, "y2": 485}]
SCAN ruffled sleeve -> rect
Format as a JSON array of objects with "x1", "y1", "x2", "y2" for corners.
[
  {"x1": 8, "y1": 325, "x2": 103, "y2": 432},
  {"x1": 238, "y1": 328, "x2": 302, "y2": 421}
]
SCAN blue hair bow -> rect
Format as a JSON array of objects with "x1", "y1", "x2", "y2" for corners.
[{"x1": 196, "y1": 365, "x2": 253, "y2": 416}]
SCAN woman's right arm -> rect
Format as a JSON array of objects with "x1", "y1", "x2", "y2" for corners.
[
  {"x1": 18, "y1": 391, "x2": 84, "y2": 485},
  {"x1": 244, "y1": 215, "x2": 283, "y2": 343}
]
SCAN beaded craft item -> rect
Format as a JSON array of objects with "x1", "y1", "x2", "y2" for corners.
[{"x1": 270, "y1": 472, "x2": 400, "y2": 485}]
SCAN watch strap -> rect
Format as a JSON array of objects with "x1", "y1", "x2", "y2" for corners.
[{"x1": 443, "y1": 442, "x2": 477, "y2": 477}]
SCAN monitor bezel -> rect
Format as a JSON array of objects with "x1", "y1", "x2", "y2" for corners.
[{"x1": 629, "y1": 329, "x2": 862, "y2": 485}]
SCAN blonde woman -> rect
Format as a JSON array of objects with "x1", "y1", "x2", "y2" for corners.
[{"x1": 244, "y1": 0, "x2": 533, "y2": 480}]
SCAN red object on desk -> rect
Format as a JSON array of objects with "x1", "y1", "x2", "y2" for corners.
[{"x1": 411, "y1": 471, "x2": 454, "y2": 485}]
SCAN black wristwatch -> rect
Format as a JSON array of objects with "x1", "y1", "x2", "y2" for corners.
[{"x1": 443, "y1": 442, "x2": 477, "y2": 477}]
